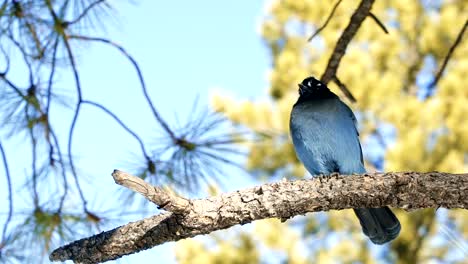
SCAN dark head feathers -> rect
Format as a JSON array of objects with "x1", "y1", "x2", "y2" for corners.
[
  {"x1": 296, "y1": 76, "x2": 336, "y2": 102},
  {"x1": 298, "y1": 77, "x2": 326, "y2": 95}
]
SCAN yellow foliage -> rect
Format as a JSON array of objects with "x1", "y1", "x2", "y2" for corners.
[
  {"x1": 448, "y1": 209, "x2": 468, "y2": 239},
  {"x1": 254, "y1": 219, "x2": 308, "y2": 264},
  {"x1": 175, "y1": 231, "x2": 259, "y2": 264},
  {"x1": 178, "y1": 1, "x2": 468, "y2": 263}
]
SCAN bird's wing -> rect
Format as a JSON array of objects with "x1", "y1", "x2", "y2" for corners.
[{"x1": 340, "y1": 102, "x2": 364, "y2": 164}]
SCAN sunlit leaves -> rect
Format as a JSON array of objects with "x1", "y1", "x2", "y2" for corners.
[
  {"x1": 175, "y1": 231, "x2": 259, "y2": 264},
  {"x1": 194, "y1": 0, "x2": 468, "y2": 263}
]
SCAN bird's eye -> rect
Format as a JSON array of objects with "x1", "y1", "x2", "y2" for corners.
[
  {"x1": 317, "y1": 83, "x2": 321, "y2": 86},
  {"x1": 307, "y1": 81, "x2": 312, "y2": 87}
]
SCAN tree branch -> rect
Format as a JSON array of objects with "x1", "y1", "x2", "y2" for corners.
[
  {"x1": 112, "y1": 170, "x2": 190, "y2": 213},
  {"x1": 68, "y1": 35, "x2": 177, "y2": 141},
  {"x1": 308, "y1": 0, "x2": 343, "y2": 42},
  {"x1": 333, "y1": 76, "x2": 356, "y2": 102},
  {"x1": 368, "y1": 12, "x2": 389, "y2": 34},
  {"x1": 321, "y1": 0, "x2": 374, "y2": 85},
  {"x1": 50, "y1": 170, "x2": 468, "y2": 263},
  {"x1": 429, "y1": 19, "x2": 468, "y2": 89}
]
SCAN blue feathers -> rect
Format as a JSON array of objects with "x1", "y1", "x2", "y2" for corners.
[{"x1": 290, "y1": 77, "x2": 400, "y2": 244}]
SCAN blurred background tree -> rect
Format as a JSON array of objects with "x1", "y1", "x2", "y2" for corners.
[
  {"x1": 0, "y1": 0, "x2": 467, "y2": 263},
  {"x1": 178, "y1": 1, "x2": 468, "y2": 263}
]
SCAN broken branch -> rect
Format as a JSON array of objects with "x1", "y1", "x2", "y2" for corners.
[{"x1": 50, "y1": 170, "x2": 467, "y2": 263}]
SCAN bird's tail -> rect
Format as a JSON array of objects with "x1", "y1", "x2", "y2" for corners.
[{"x1": 353, "y1": 207, "x2": 401, "y2": 245}]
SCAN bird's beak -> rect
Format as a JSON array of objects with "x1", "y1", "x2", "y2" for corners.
[{"x1": 298, "y1": 83, "x2": 307, "y2": 95}]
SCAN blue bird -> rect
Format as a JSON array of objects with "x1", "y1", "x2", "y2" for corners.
[{"x1": 289, "y1": 76, "x2": 400, "y2": 244}]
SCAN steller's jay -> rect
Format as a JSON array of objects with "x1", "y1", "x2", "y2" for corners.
[{"x1": 289, "y1": 76, "x2": 400, "y2": 244}]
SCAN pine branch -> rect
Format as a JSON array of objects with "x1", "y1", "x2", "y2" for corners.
[{"x1": 50, "y1": 170, "x2": 468, "y2": 263}]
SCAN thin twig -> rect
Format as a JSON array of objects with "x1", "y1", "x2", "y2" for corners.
[
  {"x1": 368, "y1": 12, "x2": 388, "y2": 34},
  {"x1": 82, "y1": 100, "x2": 151, "y2": 161},
  {"x1": 308, "y1": 0, "x2": 343, "y2": 42},
  {"x1": 321, "y1": 0, "x2": 375, "y2": 85},
  {"x1": 67, "y1": 0, "x2": 106, "y2": 25},
  {"x1": 62, "y1": 37, "x2": 88, "y2": 212},
  {"x1": 0, "y1": 74, "x2": 25, "y2": 97},
  {"x1": 68, "y1": 35, "x2": 177, "y2": 141},
  {"x1": 429, "y1": 19, "x2": 468, "y2": 89},
  {"x1": 26, "y1": 108, "x2": 39, "y2": 207},
  {"x1": 43, "y1": 45, "x2": 70, "y2": 210},
  {"x1": 6, "y1": 32, "x2": 35, "y2": 86},
  {"x1": 48, "y1": 2, "x2": 90, "y2": 212},
  {"x1": 333, "y1": 76, "x2": 356, "y2": 102},
  {"x1": 45, "y1": 37, "x2": 59, "y2": 120},
  {"x1": 45, "y1": 1, "x2": 89, "y2": 211},
  {"x1": 49, "y1": 126, "x2": 69, "y2": 212},
  {"x1": 45, "y1": 38, "x2": 60, "y2": 204},
  {"x1": 0, "y1": 142, "x2": 13, "y2": 245},
  {"x1": 0, "y1": 45, "x2": 10, "y2": 75}
]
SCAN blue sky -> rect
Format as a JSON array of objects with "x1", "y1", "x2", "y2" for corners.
[
  {"x1": 0, "y1": 0, "x2": 270, "y2": 263},
  {"x1": 62, "y1": 0, "x2": 270, "y2": 188},
  {"x1": 2, "y1": 1, "x2": 468, "y2": 263}
]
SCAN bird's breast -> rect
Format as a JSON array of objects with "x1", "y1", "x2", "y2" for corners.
[{"x1": 290, "y1": 100, "x2": 364, "y2": 175}]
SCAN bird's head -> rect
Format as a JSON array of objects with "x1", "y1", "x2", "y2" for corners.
[
  {"x1": 298, "y1": 77, "x2": 326, "y2": 95},
  {"x1": 296, "y1": 77, "x2": 335, "y2": 102}
]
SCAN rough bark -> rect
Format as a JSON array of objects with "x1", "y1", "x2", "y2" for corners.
[{"x1": 50, "y1": 171, "x2": 468, "y2": 263}]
